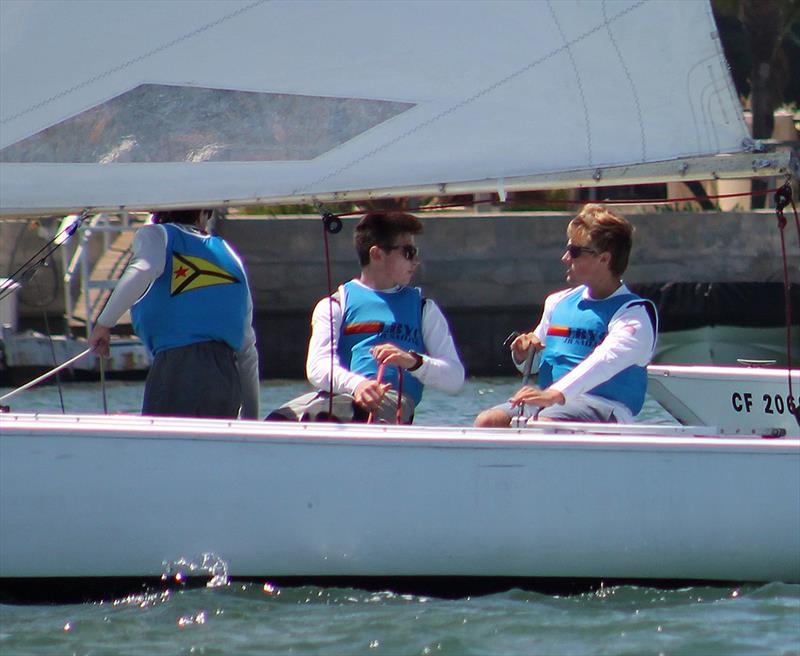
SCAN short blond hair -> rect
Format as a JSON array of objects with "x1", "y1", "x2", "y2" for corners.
[{"x1": 568, "y1": 204, "x2": 633, "y2": 277}]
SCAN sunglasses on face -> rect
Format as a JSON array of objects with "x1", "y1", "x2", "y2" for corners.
[
  {"x1": 384, "y1": 244, "x2": 419, "y2": 261},
  {"x1": 565, "y1": 244, "x2": 598, "y2": 258}
]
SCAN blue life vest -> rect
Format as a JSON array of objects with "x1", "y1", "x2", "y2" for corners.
[
  {"x1": 538, "y1": 287, "x2": 655, "y2": 415},
  {"x1": 336, "y1": 281, "x2": 426, "y2": 405},
  {"x1": 132, "y1": 224, "x2": 249, "y2": 355}
]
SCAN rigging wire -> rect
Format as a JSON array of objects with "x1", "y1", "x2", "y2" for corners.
[
  {"x1": 1, "y1": 211, "x2": 88, "y2": 408},
  {"x1": 0, "y1": 212, "x2": 88, "y2": 304},
  {"x1": 773, "y1": 181, "x2": 800, "y2": 427},
  {"x1": 36, "y1": 272, "x2": 66, "y2": 414},
  {"x1": 317, "y1": 206, "x2": 343, "y2": 418},
  {"x1": 5, "y1": 223, "x2": 61, "y2": 310},
  {"x1": 99, "y1": 352, "x2": 108, "y2": 415}
]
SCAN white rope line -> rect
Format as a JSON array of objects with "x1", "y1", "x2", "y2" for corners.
[{"x1": 0, "y1": 348, "x2": 91, "y2": 403}]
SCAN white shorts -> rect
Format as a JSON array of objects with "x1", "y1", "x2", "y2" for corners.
[{"x1": 491, "y1": 395, "x2": 619, "y2": 423}]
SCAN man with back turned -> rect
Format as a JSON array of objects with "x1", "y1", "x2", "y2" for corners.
[{"x1": 89, "y1": 209, "x2": 259, "y2": 419}]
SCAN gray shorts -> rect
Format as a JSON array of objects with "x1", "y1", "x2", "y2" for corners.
[
  {"x1": 491, "y1": 396, "x2": 617, "y2": 423},
  {"x1": 266, "y1": 389, "x2": 415, "y2": 424},
  {"x1": 142, "y1": 341, "x2": 242, "y2": 418}
]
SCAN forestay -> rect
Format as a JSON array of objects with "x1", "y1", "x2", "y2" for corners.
[{"x1": 0, "y1": 0, "x2": 756, "y2": 214}]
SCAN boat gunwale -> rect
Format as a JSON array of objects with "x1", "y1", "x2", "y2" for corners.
[
  {"x1": 648, "y1": 364, "x2": 800, "y2": 381},
  {"x1": 2, "y1": 412, "x2": 798, "y2": 453}
]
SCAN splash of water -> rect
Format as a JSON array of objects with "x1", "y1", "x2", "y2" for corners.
[{"x1": 161, "y1": 552, "x2": 229, "y2": 588}]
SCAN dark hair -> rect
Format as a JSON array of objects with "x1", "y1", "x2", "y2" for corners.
[
  {"x1": 567, "y1": 204, "x2": 633, "y2": 276},
  {"x1": 153, "y1": 209, "x2": 209, "y2": 225},
  {"x1": 353, "y1": 211, "x2": 422, "y2": 266}
]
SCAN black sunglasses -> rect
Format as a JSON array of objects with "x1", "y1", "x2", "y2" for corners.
[
  {"x1": 565, "y1": 244, "x2": 598, "y2": 258},
  {"x1": 384, "y1": 244, "x2": 419, "y2": 261}
]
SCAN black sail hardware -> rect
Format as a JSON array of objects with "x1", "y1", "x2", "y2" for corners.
[
  {"x1": 773, "y1": 181, "x2": 794, "y2": 226},
  {"x1": 322, "y1": 212, "x2": 343, "y2": 234}
]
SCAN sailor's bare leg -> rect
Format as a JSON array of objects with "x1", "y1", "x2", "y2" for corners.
[{"x1": 473, "y1": 408, "x2": 512, "y2": 428}]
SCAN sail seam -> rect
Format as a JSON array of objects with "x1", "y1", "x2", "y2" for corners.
[
  {"x1": 707, "y1": 63, "x2": 727, "y2": 152},
  {"x1": 697, "y1": 63, "x2": 727, "y2": 153},
  {"x1": 293, "y1": 0, "x2": 647, "y2": 195},
  {"x1": 547, "y1": 0, "x2": 592, "y2": 167},
  {"x1": 686, "y1": 54, "x2": 719, "y2": 152},
  {"x1": 686, "y1": 4, "x2": 745, "y2": 154}
]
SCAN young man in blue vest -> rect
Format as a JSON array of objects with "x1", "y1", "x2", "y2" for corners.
[
  {"x1": 269, "y1": 211, "x2": 464, "y2": 423},
  {"x1": 474, "y1": 204, "x2": 657, "y2": 427},
  {"x1": 89, "y1": 209, "x2": 260, "y2": 419}
]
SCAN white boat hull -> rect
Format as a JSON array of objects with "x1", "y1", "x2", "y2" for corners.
[
  {"x1": 1, "y1": 414, "x2": 798, "y2": 585},
  {"x1": 648, "y1": 365, "x2": 800, "y2": 437}
]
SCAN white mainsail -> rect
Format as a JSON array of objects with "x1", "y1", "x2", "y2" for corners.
[{"x1": 0, "y1": 0, "x2": 781, "y2": 215}]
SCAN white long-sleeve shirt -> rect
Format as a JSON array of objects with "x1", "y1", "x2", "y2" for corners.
[
  {"x1": 517, "y1": 284, "x2": 657, "y2": 422},
  {"x1": 306, "y1": 279, "x2": 465, "y2": 397},
  {"x1": 97, "y1": 223, "x2": 260, "y2": 418}
]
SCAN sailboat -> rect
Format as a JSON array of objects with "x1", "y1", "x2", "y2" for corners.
[{"x1": 1, "y1": 0, "x2": 798, "y2": 595}]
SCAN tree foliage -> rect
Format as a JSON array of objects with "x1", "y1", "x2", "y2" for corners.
[{"x1": 712, "y1": 0, "x2": 800, "y2": 138}]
